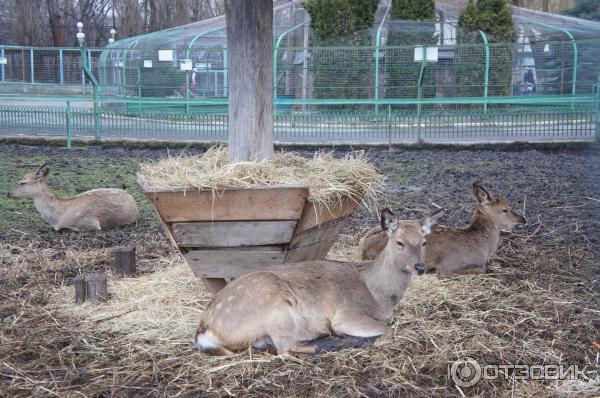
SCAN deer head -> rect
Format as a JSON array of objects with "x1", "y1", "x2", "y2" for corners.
[
  {"x1": 7, "y1": 163, "x2": 51, "y2": 199},
  {"x1": 380, "y1": 207, "x2": 445, "y2": 275},
  {"x1": 472, "y1": 182, "x2": 527, "y2": 229}
]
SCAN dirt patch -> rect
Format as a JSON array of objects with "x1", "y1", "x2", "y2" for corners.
[{"x1": 0, "y1": 142, "x2": 599, "y2": 397}]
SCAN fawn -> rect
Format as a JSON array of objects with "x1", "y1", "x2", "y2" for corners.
[
  {"x1": 7, "y1": 163, "x2": 139, "y2": 232},
  {"x1": 195, "y1": 208, "x2": 444, "y2": 355}
]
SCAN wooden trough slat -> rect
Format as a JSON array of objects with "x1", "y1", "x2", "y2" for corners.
[
  {"x1": 142, "y1": 185, "x2": 309, "y2": 222},
  {"x1": 289, "y1": 217, "x2": 348, "y2": 250},
  {"x1": 295, "y1": 196, "x2": 360, "y2": 233},
  {"x1": 285, "y1": 217, "x2": 349, "y2": 263},
  {"x1": 186, "y1": 249, "x2": 286, "y2": 278},
  {"x1": 285, "y1": 238, "x2": 339, "y2": 263},
  {"x1": 172, "y1": 220, "x2": 297, "y2": 247}
]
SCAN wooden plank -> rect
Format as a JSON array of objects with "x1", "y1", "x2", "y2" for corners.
[
  {"x1": 173, "y1": 220, "x2": 296, "y2": 247},
  {"x1": 184, "y1": 249, "x2": 286, "y2": 279},
  {"x1": 285, "y1": 237, "x2": 338, "y2": 263},
  {"x1": 295, "y1": 196, "x2": 360, "y2": 233},
  {"x1": 202, "y1": 278, "x2": 228, "y2": 295},
  {"x1": 288, "y1": 217, "x2": 348, "y2": 250},
  {"x1": 142, "y1": 186, "x2": 309, "y2": 222}
]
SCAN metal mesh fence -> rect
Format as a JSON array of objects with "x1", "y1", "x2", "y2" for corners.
[{"x1": 1, "y1": 8, "x2": 599, "y2": 144}]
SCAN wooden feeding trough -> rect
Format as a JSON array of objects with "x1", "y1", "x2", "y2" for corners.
[{"x1": 137, "y1": 174, "x2": 361, "y2": 294}]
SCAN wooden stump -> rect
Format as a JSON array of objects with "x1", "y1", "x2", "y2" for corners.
[
  {"x1": 74, "y1": 275, "x2": 87, "y2": 304},
  {"x1": 112, "y1": 246, "x2": 136, "y2": 275},
  {"x1": 86, "y1": 273, "x2": 108, "y2": 302}
]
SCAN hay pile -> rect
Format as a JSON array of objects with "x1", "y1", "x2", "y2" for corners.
[
  {"x1": 50, "y1": 262, "x2": 205, "y2": 354},
  {"x1": 138, "y1": 146, "x2": 384, "y2": 207}
]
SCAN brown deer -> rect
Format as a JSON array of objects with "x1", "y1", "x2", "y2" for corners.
[
  {"x1": 359, "y1": 183, "x2": 527, "y2": 274},
  {"x1": 195, "y1": 208, "x2": 445, "y2": 355},
  {"x1": 7, "y1": 163, "x2": 139, "y2": 232}
]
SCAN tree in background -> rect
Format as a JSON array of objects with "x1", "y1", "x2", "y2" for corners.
[
  {"x1": 306, "y1": 0, "x2": 378, "y2": 103},
  {"x1": 0, "y1": 0, "x2": 221, "y2": 47},
  {"x1": 459, "y1": 0, "x2": 515, "y2": 42},
  {"x1": 391, "y1": 0, "x2": 435, "y2": 21},
  {"x1": 563, "y1": 0, "x2": 600, "y2": 21},
  {"x1": 456, "y1": 0, "x2": 516, "y2": 98}
]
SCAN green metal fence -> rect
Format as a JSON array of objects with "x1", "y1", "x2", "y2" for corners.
[
  {"x1": 1, "y1": 33, "x2": 599, "y2": 144},
  {"x1": 1, "y1": 94, "x2": 597, "y2": 147}
]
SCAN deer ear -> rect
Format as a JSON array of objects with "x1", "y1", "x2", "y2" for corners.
[
  {"x1": 420, "y1": 207, "x2": 445, "y2": 235},
  {"x1": 36, "y1": 163, "x2": 50, "y2": 178},
  {"x1": 473, "y1": 182, "x2": 493, "y2": 205},
  {"x1": 380, "y1": 208, "x2": 398, "y2": 236}
]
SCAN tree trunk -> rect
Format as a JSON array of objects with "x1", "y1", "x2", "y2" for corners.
[{"x1": 225, "y1": 0, "x2": 274, "y2": 163}]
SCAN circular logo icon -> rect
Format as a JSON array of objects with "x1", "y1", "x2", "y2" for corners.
[{"x1": 450, "y1": 357, "x2": 482, "y2": 387}]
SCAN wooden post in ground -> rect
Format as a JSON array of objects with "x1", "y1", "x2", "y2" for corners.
[
  {"x1": 112, "y1": 246, "x2": 136, "y2": 275},
  {"x1": 86, "y1": 273, "x2": 108, "y2": 302},
  {"x1": 225, "y1": 0, "x2": 274, "y2": 163},
  {"x1": 74, "y1": 275, "x2": 87, "y2": 304}
]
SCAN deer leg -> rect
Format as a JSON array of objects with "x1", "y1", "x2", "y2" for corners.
[{"x1": 331, "y1": 310, "x2": 391, "y2": 340}]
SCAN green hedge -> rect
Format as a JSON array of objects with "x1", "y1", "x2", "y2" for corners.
[
  {"x1": 306, "y1": 0, "x2": 378, "y2": 104},
  {"x1": 456, "y1": 0, "x2": 515, "y2": 98},
  {"x1": 391, "y1": 0, "x2": 435, "y2": 21},
  {"x1": 385, "y1": 26, "x2": 438, "y2": 102}
]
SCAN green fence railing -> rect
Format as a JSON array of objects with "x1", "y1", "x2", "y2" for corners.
[{"x1": 0, "y1": 95, "x2": 597, "y2": 146}]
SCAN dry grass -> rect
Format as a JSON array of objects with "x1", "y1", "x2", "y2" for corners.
[
  {"x1": 138, "y1": 146, "x2": 385, "y2": 208},
  {"x1": 0, "y1": 232, "x2": 590, "y2": 397}
]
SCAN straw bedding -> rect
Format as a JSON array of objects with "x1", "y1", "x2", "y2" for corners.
[
  {"x1": 138, "y1": 146, "x2": 385, "y2": 207},
  {"x1": 0, "y1": 235, "x2": 600, "y2": 397}
]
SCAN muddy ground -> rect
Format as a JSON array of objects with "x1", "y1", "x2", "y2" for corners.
[{"x1": 0, "y1": 140, "x2": 598, "y2": 397}]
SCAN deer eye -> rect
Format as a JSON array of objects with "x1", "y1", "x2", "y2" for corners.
[
  {"x1": 396, "y1": 240, "x2": 404, "y2": 249},
  {"x1": 502, "y1": 209, "x2": 508, "y2": 213},
  {"x1": 19, "y1": 182, "x2": 26, "y2": 185},
  {"x1": 422, "y1": 241, "x2": 427, "y2": 247}
]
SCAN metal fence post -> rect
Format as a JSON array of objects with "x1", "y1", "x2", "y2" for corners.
[
  {"x1": 81, "y1": 46, "x2": 101, "y2": 139},
  {"x1": 477, "y1": 30, "x2": 489, "y2": 113},
  {"x1": 66, "y1": 100, "x2": 72, "y2": 149},
  {"x1": 416, "y1": 60, "x2": 427, "y2": 142},
  {"x1": 0, "y1": 47, "x2": 5, "y2": 82},
  {"x1": 30, "y1": 48, "x2": 34, "y2": 83},
  {"x1": 374, "y1": 3, "x2": 392, "y2": 118},
  {"x1": 59, "y1": 48, "x2": 64, "y2": 84}
]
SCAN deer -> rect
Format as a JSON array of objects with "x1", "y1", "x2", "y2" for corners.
[
  {"x1": 7, "y1": 163, "x2": 139, "y2": 232},
  {"x1": 195, "y1": 207, "x2": 445, "y2": 355},
  {"x1": 359, "y1": 183, "x2": 527, "y2": 274}
]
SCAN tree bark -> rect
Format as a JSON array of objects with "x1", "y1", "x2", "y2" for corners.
[{"x1": 225, "y1": 0, "x2": 274, "y2": 163}]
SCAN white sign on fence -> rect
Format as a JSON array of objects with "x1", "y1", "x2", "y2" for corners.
[
  {"x1": 115, "y1": 61, "x2": 124, "y2": 67},
  {"x1": 180, "y1": 59, "x2": 193, "y2": 71},
  {"x1": 158, "y1": 50, "x2": 173, "y2": 62},
  {"x1": 414, "y1": 46, "x2": 439, "y2": 62},
  {"x1": 144, "y1": 60, "x2": 153, "y2": 68},
  {"x1": 425, "y1": 47, "x2": 438, "y2": 62},
  {"x1": 0, "y1": 57, "x2": 7, "y2": 65}
]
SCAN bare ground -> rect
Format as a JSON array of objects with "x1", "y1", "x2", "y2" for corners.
[{"x1": 0, "y1": 141, "x2": 599, "y2": 397}]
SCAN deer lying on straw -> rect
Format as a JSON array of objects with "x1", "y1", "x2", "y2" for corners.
[
  {"x1": 7, "y1": 163, "x2": 139, "y2": 232},
  {"x1": 359, "y1": 183, "x2": 527, "y2": 274},
  {"x1": 195, "y1": 208, "x2": 444, "y2": 355}
]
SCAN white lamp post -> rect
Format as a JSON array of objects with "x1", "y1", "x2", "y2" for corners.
[
  {"x1": 109, "y1": 28, "x2": 116, "y2": 44},
  {"x1": 76, "y1": 22, "x2": 85, "y2": 86},
  {"x1": 76, "y1": 22, "x2": 85, "y2": 47}
]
